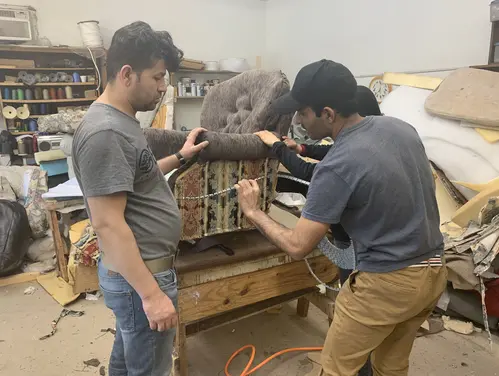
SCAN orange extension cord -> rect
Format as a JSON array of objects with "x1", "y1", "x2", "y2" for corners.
[{"x1": 224, "y1": 345, "x2": 323, "y2": 376}]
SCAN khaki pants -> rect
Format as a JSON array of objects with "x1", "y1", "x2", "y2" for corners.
[{"x1": 321, "y1": 264, "x2": 447, "y2": 376}]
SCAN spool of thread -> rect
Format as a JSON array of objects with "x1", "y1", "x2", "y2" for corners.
[
  {"x1": 3, "y1": 88, "x2": 10, "y2": 100},
  {"x1": 77, "y1": 20, "x2": 104, "y2": 48},
  {"x1": 32, "y1": 135, "x2": 38, "y2": 153},
  {"x1": 40, "y1": 103, "x2": 47, "y2": 115},
  {"x1": 28, "y1": 119, "x2": 38, "y2": 132},
  {"x1": 49, "y1": 88, "x2": 57, "y2": 99},
  {"x1": 42, "y1": 89, "x2": 50, "y2": 100},
  {"x1": 31, "y1": 104, "x2": 39, "y2": 115},
  {"x1": 34, "y1": 88, "x2": 42, "y2": 100},
  {"x1": 11, "y1": 89, "x2": 17, "y2": 100},
  {"x1": 18, "y1": 139, "x2": 27, "y2": 155},
  {"x1": 17, "y1": 89, "x2": 24, "y2": 100},
  {"x1": 25, "y1": 88, "x2": 33, "y2": 100},
  {"x1": 65, "y1": 86, "x2": 73, "y2": 99},
  {"x1": 72, "y1": 72, "x2": 81, "y2": 82},
  {"x1": 49, "y1": 73, "x2": 58, "y2": 82},
  {"x1": 57, "y1": 88, "x2": 65, "y2": 99},
  {"x1": 24, "y1": 137, "x2": 33, "y2": 155}
]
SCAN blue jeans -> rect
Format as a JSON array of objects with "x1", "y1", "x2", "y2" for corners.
[{"x1": 98, "y1": 260, "x2": 178, "y2": 376}]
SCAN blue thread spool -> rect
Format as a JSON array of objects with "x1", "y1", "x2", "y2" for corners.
[
  {"x1": 12, "y1": 89, "x2": 18, "y2": 100},
  {"x1": 25, "y1": 88, "x2": 33, "y2": 100},
  {"x1": 28, "y1": 119, "x2": 38, "y2": 132},
  {"x1": 40, "y1": 103, "x2": 47, "y2": 115},
  {"x1": 72, "y1": 72, "x2": 81, "y2": 82},
  {"x1": 3, "y1": 88, "x2": 10, "y2": 99}
]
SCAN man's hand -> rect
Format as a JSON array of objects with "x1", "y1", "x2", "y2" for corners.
[
  {"x1": 254, "y1": 131, "x2": 280, "y2": 147},
  {"x1": 179, "y1": 127, "x2": 209, "y2": 159},
  {"x1": 282, "y1": 136, "x2": 303, "y2": 154},
  {"x1": 142, "y1": 290, "x2": 178, "y2": 331},
  {"x1": 235, "y1": 179, "x2": 261, "y2": 218}
]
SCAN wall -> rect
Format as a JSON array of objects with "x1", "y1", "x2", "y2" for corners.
[
  {"x1": 5, "y1": 0, "x2": 266, "y2": 65},
  {"x1": 264, "y1": 0, "x2": 492, "y2": 85}
]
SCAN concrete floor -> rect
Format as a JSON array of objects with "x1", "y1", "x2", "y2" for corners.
[{"x1": 1, "y1": 282, "x2": 499, "y2": 376}]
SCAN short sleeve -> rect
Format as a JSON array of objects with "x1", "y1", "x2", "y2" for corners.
[
  {"x1": 301, "y1": 165, "x2": 352, "y2": 224},
  {"x1": 75, "y1": 130, "x2": 136, "y2": 197}
]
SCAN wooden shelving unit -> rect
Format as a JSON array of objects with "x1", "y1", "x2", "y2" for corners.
[
  {"x1": 0, "y1": 45, "x2": 107, "y2": 166},
  {"x1": 170, "y1": 68, "x2": 239, "y2": 130}
]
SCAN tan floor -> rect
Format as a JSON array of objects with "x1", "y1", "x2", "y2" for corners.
[{"x1": 1, "y1": 282, "x2": 499, "y2": 376}]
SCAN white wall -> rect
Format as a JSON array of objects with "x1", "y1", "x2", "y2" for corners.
[
  {"x1": 264, "y1": 0, "x2": 492, "y2": 85},
  {"x1": 5, "y1": 0, "x2": 266, "y2": 65}
]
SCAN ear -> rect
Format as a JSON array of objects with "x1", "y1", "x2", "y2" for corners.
[
  {"x1": 118, "y1": 65, "x2": 134, "y2": 87},
  {"x1": 323, "y1": 107, "x2": 336, "y2": 123}
]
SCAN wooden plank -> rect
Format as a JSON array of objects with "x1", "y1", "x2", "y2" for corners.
[
  {"x1": 0, "y1": 67, "x2": 95, "y2": 71},
  {"x1": 0, "y1": 272, "x2": 40, "y2": 287},
  {"x1": 297, "y1": 296, "x2": 310, "y2": 318},
  {"x1": 44, "y1": 199, "x2": 84, "y2": 211},
  {"x1": 0, "y1": 45, "x2": 104, "y2": 55},
  {"x1": 185, "y1": 287, "x2": 317, "y2": 336},
  {"x1": 382, "y1": 72, "x2": 442, "y2": 90},
  {"x1": 0, "y1": 82, "x2": 95, "y2": 87},
  {"x1": 179, "y1": 249, "x2": 323, "y2": 288},
  {"x1": 3, "y1": 98, "x2": 94, "y2": 104},
  {"x1": 48, "y1": 210, "x2": 69, "y2": 281},
  {"x1": 305, "y1": 291, "x2": 335, "y2": 319},
  {"x1": 174, "y1": 324, "x2": 188, "y2": 376},
  {"x1": 178, "y1": 256, "x2": 338, "y2": 323}
]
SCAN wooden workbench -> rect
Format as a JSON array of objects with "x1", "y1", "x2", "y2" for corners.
[
  {"x1": 173, "y1": 207, "x2": 339, "y2": 376},
  {"x1": 44, "y1": 199, "x2": 339, "y2": 375}
]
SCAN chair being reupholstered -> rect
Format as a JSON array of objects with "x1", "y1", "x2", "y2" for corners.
[{"x1": 144, "y1": 70, "x2": 292, "y2": 240}]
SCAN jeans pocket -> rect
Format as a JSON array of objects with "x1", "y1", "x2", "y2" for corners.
[
  {"x1": 100, "y1": 286, "x2": 135, "y2": 332},
  {"x1": 154, "y1": 269, "x2": 178, "y2": 307}
]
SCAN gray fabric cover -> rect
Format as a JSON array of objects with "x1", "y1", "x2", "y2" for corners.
[
  {"x1": 200, "y1": 70, "x2": 292, "y2": 135},
  {"x1": 144, "y1": 69, "x2": 293, "y2": 161},
  {"x1": 144, "y1": 129, "x2": 270, "y2": 161}
]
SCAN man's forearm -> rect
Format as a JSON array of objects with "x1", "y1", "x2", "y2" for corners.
[
  {"x1": 96, "y1": 223, "x2": 161, "y2": 300},
  {"x1": 246, "y1": 210, "x2": 310, "y2": 259},
  {"x1": 158, "y1": 155, "x2": 181, "y2": 175}
]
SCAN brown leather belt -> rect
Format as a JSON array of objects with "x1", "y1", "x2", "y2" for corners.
[{"x1": 104, "y1": 255, "x2": 175, "y2": 276}]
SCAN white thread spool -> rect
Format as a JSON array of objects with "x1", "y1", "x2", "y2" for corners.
[{"x1": 77, "y1": 20, "x2": 103, "y2": 48}]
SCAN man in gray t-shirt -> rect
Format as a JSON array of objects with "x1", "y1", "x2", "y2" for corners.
[
  {"x1": 72, "y1": 22, "x2": 208, "y2": 376},
  {"x1": 235, "y1": 60, "x2": 447, "y2": 376}
]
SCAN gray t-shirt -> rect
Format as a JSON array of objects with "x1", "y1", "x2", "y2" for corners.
[
  {"x1": 302, "y1": 116, "x2": 443, "y2": 273},
  {"x1": 72, "y1": 103, "x2": 181, "y2": 263}
]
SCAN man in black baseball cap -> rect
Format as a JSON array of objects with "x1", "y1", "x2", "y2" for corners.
[
  {"x1": 272, "y1": 59, "x2": 359, "y2": 141},
  {"x1": 235, "y1": 59, "x2": 446, "y2": 376}
]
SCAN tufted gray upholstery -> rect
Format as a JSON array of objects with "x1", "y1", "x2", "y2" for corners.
[{"x1": 200, "y1": 70, "x2": 293, "y2": 135}]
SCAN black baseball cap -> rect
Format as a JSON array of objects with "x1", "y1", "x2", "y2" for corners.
[{"x1": 272, "y1": 59, "x2": 357, "y2": 114}]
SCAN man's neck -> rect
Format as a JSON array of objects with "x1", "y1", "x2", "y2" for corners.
[
  {"x1": 97, "y1": 84, "x2": 136, "y2": 118},
  {"x1": 331, "y1": 114, "x2": 364, "y2": 140}
]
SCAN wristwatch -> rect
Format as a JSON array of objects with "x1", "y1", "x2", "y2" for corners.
[{"x1": 175, "y1": 152, "x2": 186, "y2": 165}]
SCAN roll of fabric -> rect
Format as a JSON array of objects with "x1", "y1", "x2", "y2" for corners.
[
  {"x1": 49, "y1": 73, "x2": 58, "y2": 83},
  {"x1": 21, "y1": 74, "x2": 36, "y2": 86},
  {"x1": 144, "y1": 129, "x2": 270, "y2": 161}
]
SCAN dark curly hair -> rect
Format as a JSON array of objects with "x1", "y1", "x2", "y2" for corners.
[{"x1": 106, "y1": 21, "x2": 184, "y2": 80}]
